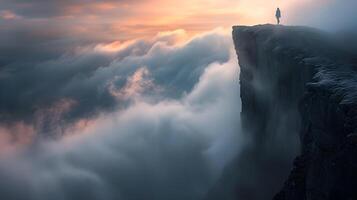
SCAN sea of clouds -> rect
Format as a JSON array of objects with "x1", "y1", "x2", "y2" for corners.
[{"x1": 0, "y1": 28, "x2": 243, "y2": 200}]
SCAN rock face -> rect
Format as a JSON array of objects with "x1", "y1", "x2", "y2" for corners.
[{"x1": 206, "y1": 24, "x2": 357, "y2": 200}]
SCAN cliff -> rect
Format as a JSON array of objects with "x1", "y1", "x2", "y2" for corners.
[{"x1": 206, "y1": 24, "x2": 357, "y2": 200}]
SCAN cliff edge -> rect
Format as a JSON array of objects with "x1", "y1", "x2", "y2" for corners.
[
  {"x1": 236, "y1": 24, "x2": 357, "y2": 200},
  {"x1": 207, "y1": 24, "x2": 357, "y2": 200}
]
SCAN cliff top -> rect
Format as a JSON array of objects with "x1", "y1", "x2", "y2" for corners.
[{"x1": 233, "y1": 24, "x2": 357, "y2": 105}]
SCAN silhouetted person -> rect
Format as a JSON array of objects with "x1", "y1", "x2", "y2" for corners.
[{"x1": 276, "y1": 8, "x2": 281, "y2": 24}]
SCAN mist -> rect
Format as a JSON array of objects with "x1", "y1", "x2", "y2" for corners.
[
  {"x1": 0, "y1": 29, "x2": 243, "y2": 200},
  {"x1": 287, "y1": 0, "x2": 357, "y2": 31}
]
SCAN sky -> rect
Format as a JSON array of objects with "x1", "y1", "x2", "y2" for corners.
[
  {"x1": 0, "y1": 0, "x2": 356, "y2": 199},
  {"x1": 0, "y1": 0, "x2": 336, "y2": 42}
]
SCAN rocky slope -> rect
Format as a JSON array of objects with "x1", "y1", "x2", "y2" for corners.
[{"x1": 206, "y1": 24, "x2": 357, "y2": 200}]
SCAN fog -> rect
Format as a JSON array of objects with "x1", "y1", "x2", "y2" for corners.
[
  {"x1": 0, "y1": 29, "x2": 242, "y2": 200},
  {"x1": 287, "y1": 0, "x2": 357, "y2": 31}
]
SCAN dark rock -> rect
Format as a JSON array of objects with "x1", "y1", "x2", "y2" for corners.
[{"x1": 205, "y1": 24, "x2": 357, "y2": 200}]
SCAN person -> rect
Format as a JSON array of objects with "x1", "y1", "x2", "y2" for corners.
[{"x1": 276, "y1": 7, "x2": 281, "y2": 24}]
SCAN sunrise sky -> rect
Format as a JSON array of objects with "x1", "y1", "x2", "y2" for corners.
[{"x1": 0, "y1": 0, "x2": 328, "y2": 42}]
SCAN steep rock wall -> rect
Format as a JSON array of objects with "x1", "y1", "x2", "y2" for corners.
[{"x1": 207, "y1": 24, "x2": 357, "y2": 200}]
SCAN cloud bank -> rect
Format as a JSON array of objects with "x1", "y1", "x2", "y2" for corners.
[
  {"x1": 0, "y1": 29, "x2": 230, "y2": 134},
  {"x1": 0, "y1": 28, "x2": 242, "y2": 200},
  {"x1": 287, "y1": 0, "x2": 357, "y2": 31}
]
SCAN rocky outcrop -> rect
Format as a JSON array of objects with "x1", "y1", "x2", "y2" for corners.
[
  {"x1": 206, "y1": 24, "x2": 357, "y2": 200},
  {"x1": 236, "y1": 24, "x2": 357, "y2": 200}
]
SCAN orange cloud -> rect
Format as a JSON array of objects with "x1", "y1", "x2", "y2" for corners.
[
  {"x1": 0, "y1": 122, "x2": 35, "y2": 156},
  {"x1": 0, "y1": 10, "x2": 20, "y2": 19}
]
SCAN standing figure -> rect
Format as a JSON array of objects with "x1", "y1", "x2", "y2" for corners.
[{"x1": 276, "y1": 7, "x2": 281, "y2": 24}]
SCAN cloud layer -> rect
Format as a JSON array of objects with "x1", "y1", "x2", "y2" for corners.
[
  {"x1": 0, "y1": 29, "x2": 230, "y2": 135},
  {"x1": 0, "y1": 28, "x2": 242, "y2": 200}
]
